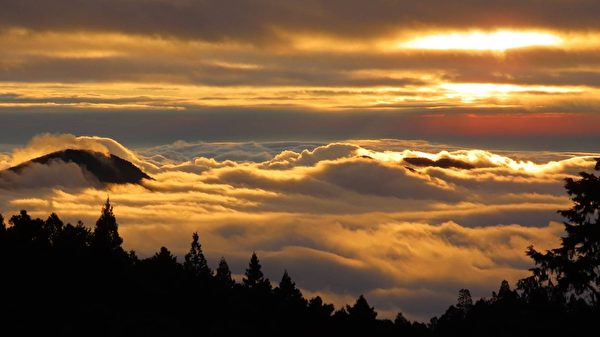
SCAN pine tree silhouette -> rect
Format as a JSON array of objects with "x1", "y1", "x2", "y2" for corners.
[
  {"x1": 527, "y1": 160, "x2": 600, "y2": 305},
  {"x1": 308, "y1": 296, "x2": 334, "y2": 319},
  {"x1": 183, "y1": 232, "x2": 211, "y2": 278},
  {"x1": 347, "y1": 295, "x2": 377, "y2": 322},
  {"x1": 0, "y1": 213, "x2": 5, "y2": 235},
  {"x1": 92, "y1": 198, "x2": 123, "y2": 253},
  {"x1": 275, "y1": 270, "x2": 306, "y2": 308},
  {"x1": 243, "y1": 252, "x2": 271, "y2": 290},
  {"x1": 394, "y1": 312, "x2": 415, "y2": 335},
  {"x1": 152, "y1": 246, "x2": 177, "y2": 264},
  {"x1": 457, "y1": 289, "x2": 473, "y2": 312},
  {"x1": 215, "y1": 257, "x2": 234, "y2": 287},
  {"x1": 494, "y1": 280, "x2": 516, "y2": 302},
  {"x1": 0, "y1": 198, "x2": 597, "y2": 336},
  {"x1": 43, "y1": 213, "x2": 64, "y2": 245}
]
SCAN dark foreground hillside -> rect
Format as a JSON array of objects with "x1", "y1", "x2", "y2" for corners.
[{"x1": 1, "y1": 163, "x2": 600, "y2": 336}]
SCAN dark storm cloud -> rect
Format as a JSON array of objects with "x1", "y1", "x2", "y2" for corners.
[{"x1": 1, "y1": 0, "x2": 600, "y2": 43}]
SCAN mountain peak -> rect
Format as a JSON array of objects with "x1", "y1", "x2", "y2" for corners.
[{"x1": 6, "y1": 149, "x2": 152, "y2": 185}]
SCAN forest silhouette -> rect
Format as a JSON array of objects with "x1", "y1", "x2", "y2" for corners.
[{"x1": 1, "y1": 164, "x2": 599, "y2": 336}]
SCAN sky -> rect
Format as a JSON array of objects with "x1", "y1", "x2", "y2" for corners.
[
  {"x1": 1, "y1": 0, "x2": 600, "y2": 320},
  {"x1": 1, "y1": 0, "x2": 600, "y2": 148}
]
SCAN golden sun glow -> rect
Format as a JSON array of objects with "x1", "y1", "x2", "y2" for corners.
[
  {"x1": 439, "y1": 83, "x2": 580, "y2": 103},
  {"x1": 402, "y1": 31, "x2": 562, "y2": 51}
]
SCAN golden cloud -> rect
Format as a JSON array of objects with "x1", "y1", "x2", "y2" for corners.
[{"x1": 0, "y1": 134, "x2": 594, "y2": 318}]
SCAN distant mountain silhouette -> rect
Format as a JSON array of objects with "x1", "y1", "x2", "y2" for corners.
[
  {"x1": 6, "y1": 149, "x2": 152, "y2": 184},
  {"x1": 358, "y1": 154, "x2": 475, "y2": 170},
  {"x1": 403, "y1": 157, "x2": 475, "y2": 169}
]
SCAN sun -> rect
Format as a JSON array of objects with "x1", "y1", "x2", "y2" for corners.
[
  {"x1": 439, "y1": 83, "x2": 579, "y2": 103},
  {"x1": 401, "y1": 31, "x2": 562, "y2": 51}
]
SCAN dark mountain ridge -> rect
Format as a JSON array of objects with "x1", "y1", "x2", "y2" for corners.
[{"x1": 6, "y1": 149, "x2": 152, "y2": 184}]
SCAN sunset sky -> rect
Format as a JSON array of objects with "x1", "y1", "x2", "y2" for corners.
[{"x1": 1, "y1": 0, "x2": 600, "y2": 320}]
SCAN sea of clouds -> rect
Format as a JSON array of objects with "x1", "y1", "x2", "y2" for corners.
[{"x1": 0, "y1": 134, "x2": 597, "y2": 320}]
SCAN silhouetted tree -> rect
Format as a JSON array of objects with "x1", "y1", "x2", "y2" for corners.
[
  {"x1": 434, "y1": 289, "x2": 475, "y2": 336},
  {"x1": 152, "y1": 246, "x2": 177, "y2": 264},
  {"x1": 394, "y1": 312, "x2": 409, "y2": 326},
  {"x1": 215, "y1": 256, "x2": 234, "y2": 287},
  {"x1": 9, "y1": 210, "x2": 34, "y2": 237},
  {"x1": 0, "y1": 214, "x2": 5, "y2": 247},
  {"x1": 527, "y1": 161, "x2": 600, "y2": 305},
  {"x1": 276, "y1": 270, "x2": 301, "y2": 299},
  {"x1": 429, "y1": 316, "x2": 439, "y2": 331},
  {"x1": 333, "y1": 307, "x2": 349, "y2": 320},
  {"x1": 308, "y1": 296, "x2": 334, "y2": 319},
  {"x1": 183, "y1": 232, "x2": 211, "y2": 278},
  {"x1": 54, "y1": 220, "x2": 92, "y2": 253},
  {"x1": 92, "y1": 198, "x2": 123, "y2": 253},
  {"x1": 493, "y1": 280, "x2": 517, "y2": 303},
  {"x1": 347, "y1": 295, "x2": 377, "y2": 322},
  {"x1": 139, "y1": 246, "x2": 181, "y2": 293},
  {"x1": 243, "y1": 252, "x2": 271, "y2": 290},
  {"x1": 394, "y1": 312, "x2": 413, "y2": 335},
  {"x1": 275, "y1": 270, "x2": 307, "y2": 308},
  {"x1": 1, "y1": 199, "x2": 597, "y2": 337},
  {"x1": 457, "y1": 289, "x2": 473, "y2": 312},
  {"x1": 146, "y1": 247, "x2": 179, "y2": 275},
  {"x1": 128, "y1": 250, "x2": 139, "y2": 263},
  {"x1": 8, "y1": 209, "x2": 47, "y2": 249},
  {"x1": 519, "y1": 275, "x2": 567, "y2": 308},
  {"x1": 43, "y1": 213, "x2": 63, "y2": 245},
  {"x1": 9, "y1": 209, "x2": 31, "y2": 227},
  {"x1": 0, "y1": 214, "x2": 5, "y2": 243}
]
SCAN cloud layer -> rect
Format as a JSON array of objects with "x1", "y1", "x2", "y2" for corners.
[
  {"x1": 1, "y1": 1, "x2": 600, "y2": 149},
  {"x1": 1, "y1": 134, "x2": 596, "y2": 319},
  {"x1": 2, "y1": 0, "x2": 600, "y2": 42}
]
